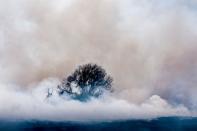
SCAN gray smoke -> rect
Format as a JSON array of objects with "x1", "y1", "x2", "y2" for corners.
[{"x1": 0, "y1": 0, "x2": 196, "y2": 121}]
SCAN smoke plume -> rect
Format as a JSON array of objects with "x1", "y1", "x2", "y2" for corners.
[{"x1": 0, "y1": 0, "x2": 196, "y2": 121}]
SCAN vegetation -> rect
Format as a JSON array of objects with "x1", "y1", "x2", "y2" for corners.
[{"x1": 57, "y1": 63, "x2": 113, "y2": 100}]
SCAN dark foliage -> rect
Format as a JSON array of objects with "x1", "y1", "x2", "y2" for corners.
[{"x1": 57, "y1": 63, "x2": 113, "y2": 100}]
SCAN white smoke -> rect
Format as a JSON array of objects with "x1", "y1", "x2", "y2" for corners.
[
  {"x1": 0, "y1": 78, "x2": 193, "y2": 121},
  {"x1": 0, "y1": 0, "x2": 197, "y2": 121}
]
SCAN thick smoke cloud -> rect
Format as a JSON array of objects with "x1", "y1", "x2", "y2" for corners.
[
  {"x1": 0, "y1": 78, "x2": 191, "y2": 121},
  {"x1": 0, "y1": 0, "x2": 197, "y2": 121}
]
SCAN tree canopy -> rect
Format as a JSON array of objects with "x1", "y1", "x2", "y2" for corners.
[{"x1": 57, "y1": 63, "x2": 113, "y2": 100}]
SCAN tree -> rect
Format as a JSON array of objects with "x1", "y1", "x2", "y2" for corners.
[{"x1": 57, "y1": 63, "x2": 113, "y2": 100}]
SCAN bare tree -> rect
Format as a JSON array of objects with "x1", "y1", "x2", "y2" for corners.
[{"x1": 57, "y1": 63, "x2": 113, "y2": 100}]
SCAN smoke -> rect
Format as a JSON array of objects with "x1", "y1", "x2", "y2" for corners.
[
  {"x1": 0, "y1": 0, "x2": 197, "y2": 121},
  {"x1": 0, "y1": 78, "x2": 192, "y2": 121}
]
